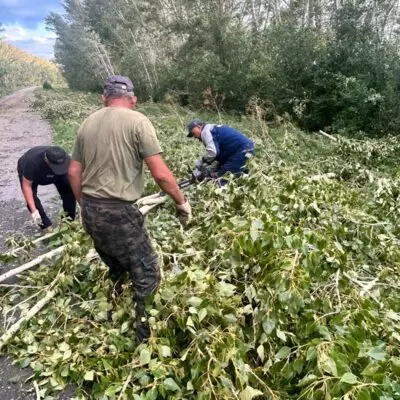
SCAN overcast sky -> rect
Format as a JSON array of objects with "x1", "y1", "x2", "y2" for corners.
[{"x1": 0, "y1": 0, "x2": 62, "y2": 59}]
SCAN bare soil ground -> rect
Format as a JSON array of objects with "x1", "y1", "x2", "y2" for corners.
[{"x1": 0, "y1": 88, "x2": 74, "y2": 399}]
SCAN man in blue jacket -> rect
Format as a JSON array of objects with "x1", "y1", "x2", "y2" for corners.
[{"x1": 187, "y1": 119, "x2": 255, "y2": 181}]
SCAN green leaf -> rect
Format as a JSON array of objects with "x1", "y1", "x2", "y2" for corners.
[
  {"x1": 386, "y1": 310, "x2": 400, "y2": 321},
  {"x1": 83, "y1": 370, "x2": 94, "y2": 381},
  {"x1": 120, "y1": 321, "x2": 129, "y2": 333},
  {"x1": 159, "y1": 345, "x2": 172, "y2": 358},
  {"x1": 188, "y1": 296, "x2": 203, "y2": 307},
  {"x1": 298, "y1": 374, "x2": 318, "y2": 387},
  {"x1": 367, "y1": 347, "x2": 385, "y2": 361},
  {"x1": 320, "y1": 354, "x2": 338, "y2": 376},
  {"x1": 104, "y1": 386, "x2": 121, "y2": 397},
  {"x1": 163, "y1": 377, "x2": 180, "y2": 392},
  {"x1": 276, "y1": 329, "x2": 287, "y2": 342},
  {"x1": 139, "y1": 348, "x2": 151, "y2": 365},
  {"x1": 250, "y1": 220, "x2": 263, "y2": 242},
  {"x1": 224, "y1": 313, "x2": 237, "y2": 323},
  {"x1": 275, "y1": 346, "x2": 291, "y2": 360},
  {"x1": 257, "y1": 345, "x2": 265, "y2": 362},
  {"x1": 20, "y1": 359, "x2": 30, "y2": 369},
  {"x1": 340, "y1": 372, "x2": 358, "y2": 384},
  {"x1": 218, "y1": 282, "x2": 236, "y2": 297},
  {"x1": 306, "y1": 347, "x2": 317, "y2": 361},
  {"x1": 240, "y1": 386, "x2": 263, "y2": 400},
  {"x1": 198, "y1": 308, "x2": 207, "y2": 322},
  {"x1": 262, "y1": 318, "x2": 275, "y2": 334}
]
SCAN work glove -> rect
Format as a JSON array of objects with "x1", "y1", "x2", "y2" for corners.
[
  {"x1": 31, "y1": 210, "x2": 42, "y2": 227},
  {"x1": 175, "y1": 198, "x2": 192, "y2": 226}
]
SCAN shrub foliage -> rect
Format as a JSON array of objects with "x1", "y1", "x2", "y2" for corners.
[
  {"x1": 0, "y1": 89, "x2": 399, "y2": 399},
  {"x1": 45, "y1": 0, "x2": 400, "y2": 134}
]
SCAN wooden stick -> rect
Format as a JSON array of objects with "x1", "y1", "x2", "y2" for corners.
[
  {"x1": 0, "y1": 277, "x2": 60, "y2": 351},
  {"x1": 117, "y1": 370, "x2": 133, "y2": 400},
  {"x1": 318, "y1": 130, "x2": 338, "y2": 142},
  {"x1": 4, "y1": 230, "x2": 60, "y2": 257},
  {"x1": 139, "y1": 203, "x2": 164, "y2": 215},
  {"x1": 0, "y1": 245, "x2": 66, "y2": 283},
  {"x1": 33, "y1": 381, "x2": 40, "y2": 400}
]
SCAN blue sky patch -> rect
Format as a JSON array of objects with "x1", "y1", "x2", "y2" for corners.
[{"x1": 0, "y1": 0, "x2": 62, "y2": 59}]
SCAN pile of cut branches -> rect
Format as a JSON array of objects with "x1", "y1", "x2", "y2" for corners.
[{"x1": 0, "y1": 90, "x2": 399, "y2": 399}]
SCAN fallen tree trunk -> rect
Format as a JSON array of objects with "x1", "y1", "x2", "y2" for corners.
[
  {"x1": 0, "y1": 276, "x2": 60, "y2": 351},
  {"x1": 317, "y1": 130, "x2": 338, "y2": 142},
  {"x1": 0, "y1": 245, "x2": 66, "y2": 283}
]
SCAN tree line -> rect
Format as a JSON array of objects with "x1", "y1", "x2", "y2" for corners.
[
  {"x1": 0, "y1": 26, "x2": 63, "y2": 96},
  {"x1": 46, "y1": 0, "x2": 400, "y2": 134}
]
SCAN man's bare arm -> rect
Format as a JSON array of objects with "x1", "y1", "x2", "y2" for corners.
[
  {"x1": 68, "y1": 160, "x2": 83, "y2": 203},
  {"x1": 144, "y1": 154, "x2": 185, "y2": 205},
  {"x1": 21, "y1": 177, "x2": 36, "y2": 212}
]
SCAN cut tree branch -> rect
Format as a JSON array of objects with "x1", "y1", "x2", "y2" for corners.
[{"x1": 0, "y1": 245, "x2": 66, "y2": 283}]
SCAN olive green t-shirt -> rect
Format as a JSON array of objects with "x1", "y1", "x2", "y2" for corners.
[{"x1": 72, "y1": 107, "x2": 162, "y2": 202}]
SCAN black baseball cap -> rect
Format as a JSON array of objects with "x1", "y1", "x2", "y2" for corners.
[
  {"x1": 45, "y1": 147, "x2": 70, "y2": 175},
  {"x1": 103, "y1": 75, "x2": 134, "y2": 94}
]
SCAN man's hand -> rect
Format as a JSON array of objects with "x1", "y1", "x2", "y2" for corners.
[
  {"x1": 209, "y1": 172, "x2": 218, "y2": 179},
  {"x1": 192, "y1": 168, "x2": 205, "y2": 182},
  {"x1": 31, "y1": 210, "x2": 42, "y2": 227},
  {"x1": 175, "y1": 198, "x2": 192, "y2": 226},
  {"x1": 195, "y1": 159, "x2": 204, "y2": 168}
]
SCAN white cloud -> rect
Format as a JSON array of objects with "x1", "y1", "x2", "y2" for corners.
[{"x1": 3, "y1": 22, "x2": 56, "y2": 59}]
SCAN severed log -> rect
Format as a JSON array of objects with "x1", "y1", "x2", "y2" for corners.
[
  {"x1": 0, "y1": 276, "x2": 60, "y2": 351},
  {"x1": 139, "y1": 202, "x2": 165, "y2": 215},
  {"x1": 317, "y1": 130, "x2": 338, "y2": 142},
  {"x1": 0, "y1": 245, "x2": 66, "y2": 283},
  {"x1": 4, "y1": 230, "x2": 60, "y2": 257}
]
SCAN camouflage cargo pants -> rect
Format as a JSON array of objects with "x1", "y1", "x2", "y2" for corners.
[{"x1": 81, "y1": 195, "x2": 160, "y2": 341}]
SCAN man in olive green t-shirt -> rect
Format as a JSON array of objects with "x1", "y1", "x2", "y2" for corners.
[{"x1": 68, "y1": 75, "x2": 192, "y2": 342}]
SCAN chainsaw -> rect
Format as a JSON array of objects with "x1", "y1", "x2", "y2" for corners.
[{"x1": 136, "y1": 162, "x2": 219, "y2": 215}]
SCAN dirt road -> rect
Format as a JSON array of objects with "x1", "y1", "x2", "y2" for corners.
[
  {"x1": 0, "y1": 87, "x2": 59, "y2": 248},
  {"x1": 0, "y1": 88, "x2": 74, "y2": 399}
]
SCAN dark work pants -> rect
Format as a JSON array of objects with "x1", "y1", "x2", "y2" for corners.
[
  {"x1": 80, "y1": 195, "x2": 160, "y2": 342},
  {"x1": 216, "y1": 148, "x2": 255, "y2": 179},
  {"x1": 18, "y1": 174, "x2": 76, "y2": 229}
]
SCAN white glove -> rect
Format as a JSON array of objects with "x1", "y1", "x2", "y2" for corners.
[
  {"x1": 31, "y1": 210, "x2": 42, "y2": 226},
  {"x1": 175, "y1": 199, "x2": 192, "y2": 226}
]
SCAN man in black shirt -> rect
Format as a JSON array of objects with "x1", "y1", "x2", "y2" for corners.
[{"x1": 17, "y1": 146, "x2": 76, "y2": 230}]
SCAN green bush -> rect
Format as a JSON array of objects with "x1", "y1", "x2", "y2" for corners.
[{"x1": 42, "y1": 80, "x2": 53, "y2": 90}]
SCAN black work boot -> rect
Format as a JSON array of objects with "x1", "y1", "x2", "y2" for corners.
[{"x1": 136, "y1": 321, "x2": 151, "y2": 343}]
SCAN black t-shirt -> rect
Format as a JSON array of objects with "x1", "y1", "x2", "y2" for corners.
[{"x1": 17, "y1": 146, "x2": 63, "y2": 185}]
